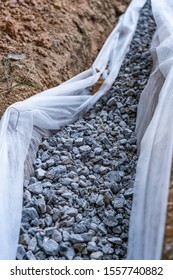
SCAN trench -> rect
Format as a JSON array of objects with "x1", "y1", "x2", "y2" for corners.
[{"x1": 17, "y1": 0, "x2": 160, "y2": 260}]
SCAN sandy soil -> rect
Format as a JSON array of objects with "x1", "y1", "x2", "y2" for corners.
[
  {"x1": 0, "y1": 0, "x2": 130, "y2": 116},
  {"x1": 162, "y1": 165, "x2": 173, "y2": 259}
]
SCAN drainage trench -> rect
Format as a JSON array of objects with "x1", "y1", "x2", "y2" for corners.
[{"x1": 17, "y1": 0, "x2": 157, "y2": 260}]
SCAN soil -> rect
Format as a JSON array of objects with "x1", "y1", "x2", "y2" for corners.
[
  {"x1": 0, "y1": 0, "x2": 130, "y2": 116},
  {"x1": 162, "y1": 163, "x2": 173, "y2": 259}
]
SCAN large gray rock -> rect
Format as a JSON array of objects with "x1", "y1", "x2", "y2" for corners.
[
  {"x1": 35, "y1": 168, "x2": 46, "y2": 180},
  {"x1": 113, "y1": 198, "x2": 124, "y2": 209},
  {"x1": 22, "y1": 207, "x2": 39, "y2": 222},
  {"x1": 105, "y1": 171, "x2": 121, "y2": 184},
  {"x1": 90, "y1": 251, "x2": 103, "y2": 260},
  {"x1": 16, "y1": 245, "x2": 26, "y2": 260},
  {"x1": 26, "y1": 250, "x2": 36, "y2": 260},
  {"x1": 87, "y1": 241, "x2": 98, "y2": 252},
  {"x1": 37, "y1": 195, "x2": 46, "y2": 213},
  {"x1": 108, "y1": 237, "x2": 123, "y2": 245},
  {"x1": 42, "y1": 239, "x2": 59, "y2": 256},
  {"x1": 79, "y1": 145, "x2": 91, "y2": 153},
  {"x1": 59, "y1": 243, "x2": 75, "y2": 260},
  {"x1": 28, "y1": 237, "x2": 37, "y2": 252},
  {"x1": 70, "y1": 234, "x2": 84, "y2": 243},
  {"x1": 52, "y1": 230, "x2": 62, "y2": 243},
  {"x1": 64, "y1": 207, "x2": 78, "y2": 217},
  {"x1": 74, "y1": 223, "x2": 87, "y2": 234},
  {"x1": 28, "y1": 182, "x2": 43, "y2": 194}
]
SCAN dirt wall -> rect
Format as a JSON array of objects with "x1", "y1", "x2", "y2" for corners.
[{"x1": 0, "y1": 0, "x2": 130, "y2": 116}]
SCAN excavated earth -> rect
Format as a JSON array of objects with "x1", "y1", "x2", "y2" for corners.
[
  {"x1": 163, "y1": 165, "x2": 173, "y2": 259},
  {"x1": 0, "y1": 0, "x2": 130, "y2": 116}
]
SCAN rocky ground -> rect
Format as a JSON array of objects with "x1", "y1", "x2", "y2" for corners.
[
  {"x1": 0, "y1": 0, "x2": 130, "y2": 116},
  {"x1": 16, "y1": 1, "x2": 156, "y2": 260}
]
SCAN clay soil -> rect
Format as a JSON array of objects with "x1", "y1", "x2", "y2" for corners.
[{"x1": 0, "y1": 0, "x2": 130, "y2": 116}]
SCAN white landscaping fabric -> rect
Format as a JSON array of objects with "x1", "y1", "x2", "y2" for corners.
[
  {"x1": 128, "y1": 0, "x2": 173, "y2": 259},
  {"x1": 0, "y1": 0, "x2": 147, "y2": 259}
]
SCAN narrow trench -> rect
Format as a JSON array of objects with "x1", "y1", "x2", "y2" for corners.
[{"x1": 17, "y1": 0, "x2": 157, "y2": 260}]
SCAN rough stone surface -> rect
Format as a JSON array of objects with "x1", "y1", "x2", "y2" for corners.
[
  {"x1": 16, "y1": 245, "x2": 26, "y2": 260},
  {"x1": 42, "y1": 239, "x2": 59, "y2": 256}
]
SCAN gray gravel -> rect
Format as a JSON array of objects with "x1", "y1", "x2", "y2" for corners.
[{"x1": 17, "y1": 0, "x2": 156, "y2": 260}]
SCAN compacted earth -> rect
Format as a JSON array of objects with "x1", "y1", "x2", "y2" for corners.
[{"x1": 0, "y1": 0, "x2": 130, "y2": 116}]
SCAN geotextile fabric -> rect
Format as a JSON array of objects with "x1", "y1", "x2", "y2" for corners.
[{"x1": 128, "y1": 0, "x2": 173, "y2": 259}]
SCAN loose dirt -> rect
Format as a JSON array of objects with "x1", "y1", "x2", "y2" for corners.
[
  {"x1": 0, "y1": 0, "x2": 130, "y2": 116},
  {"x1": 162, "y1": 164, "x2": 173, "y2": 259}
]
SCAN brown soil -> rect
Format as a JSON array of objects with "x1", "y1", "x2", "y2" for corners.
[
  {"x1": 0, "y1": 0, "x2": 130, "y2": 116},
  {"x1": 162, "y1": 162, "x2": 173, "y2": 259}
]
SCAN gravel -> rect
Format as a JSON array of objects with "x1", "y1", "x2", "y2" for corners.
[{"x1": 17, "y1": 0, "x2": 156, "y2": 260}]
